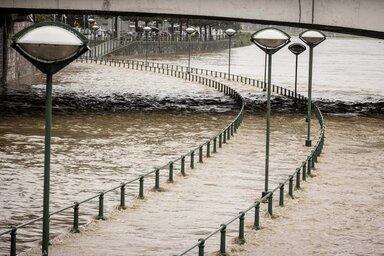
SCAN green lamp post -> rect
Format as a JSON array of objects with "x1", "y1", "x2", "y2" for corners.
[
  {"x1": 144, "y1": 26, "x2": 151, "y2": 66},
  {"x1": 224, "y1": 28, "x2": 236, "y2": 80},
  {"x1": 251, "y1": 28, "x2": 290, "y2": 198},
  {"x1": 11, "y1": 21, "x2": 89, "y2": 255},
  {"x1": 186, "y1": 27, "x2": 195, "y2": 73},
  {"x1": 299, "y1": 30, "x2": 326, "y2": 147},
  {"x1": 288, "y1": 43, "x2": 306, "y2": 98}
]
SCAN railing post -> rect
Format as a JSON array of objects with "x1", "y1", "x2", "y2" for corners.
[
  {"x1": 307, "y1": 158, "x2": 312, "y2": 176},
  {"x1": 238, "y1": 212, "x2": 246, "y2": 244},
  {"x1": 139, "y1": 176, "x2": 144, "y2": 199},
  {"x1": 181, "y1": 156, "x2": 185, "y2": 176},
  {"x1": 289, "y1": 175, "x2": 294, "y2": 198},
  {"x1": 97, "y1": 192, "x2": 105, "y2": 220},
  {"x1": 219, "y1": 134, "x2": 222, "y2": 148},
  {"x1": 168, "y1": 162, "x2": 174, "y2": 183},
  {"x1": 119, "y1": 184, "x2": 126, "y2": 210},
  {"x1": 72, "y1": 202, "x2": 80, "y2": 233},
  {"x1": 223, "y1": 130, "x2": 227, "y2": 144},
  {"x1": 190, "y1": 151, "x2": 195, "y2": 169},
  {"x1": 311, "y1": 154, "x2": 315, "y2": 169},
  {"x1": 268, "y1": 193, "x2": 273, "y2": 216},
  {"x1": 227, "y1": 127, "x2": 231, "y2": 140},
  {"x1": 302, "y1": 162, "x2": 307, "y2": 181},
  {"x1": 220, "y1": 224, "x2": 227, "y2": 255},
  {"x1": 199, "y1": 146, "x2": 203, "y2": 163},
  {"x1": 296, "y1": 168, "x2": 301, "y2": 189},
  {"x1": 198, "y1": 238, "x2": 205, "y2": 256},
  {"x1": 254, "y1": 202, "x2": 260, "y2": 230},
  {"x1": 213, "y1": 137, "x2": 217, "y2": 153},
  {"x1": 155, "y1": 169, "x2": 160, "y2": 191},
  {"x1": 11, "y1": 227, "x2": 17, "y2": 256},
  {"x1": 206, "y1": 142, "x2": 210, "y2": 157},
  {"x1": 279, "y1": 184, "x2": 284, "y2": 207}
]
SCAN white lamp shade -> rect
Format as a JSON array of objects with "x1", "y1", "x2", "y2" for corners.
[
  {"x1": 225, "y1": 28, "x2": 236, "y2": 36},
  {"x1": 251, "y1": 28, "x2": 290, "y2": 49},
  {"x1": 15, "y1": 25, "x2": 85, "y2": 63},
  {"x1": 300, "y1": 30, "x2": 326, "y2": 46},
  {"x1": 186, "y1": 27, "x2": 195, "y2": 34}
]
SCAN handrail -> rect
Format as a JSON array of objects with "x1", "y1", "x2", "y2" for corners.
[
  {"x1": 175, "y1": 66, "x2": 325, "y2": 255},
  {"x1": 85, "y1": 34, "x2": 236, "y2": 58},
  {"x1": 2, "y1": 57, "x2": 324, "y2": 256},
  {"x1": 0, "y1": 57, "x2": 245, "y2": 256}
]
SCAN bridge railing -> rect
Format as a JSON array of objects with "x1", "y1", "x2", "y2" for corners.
[
  {"x1": 0, "y1": 58, "x2": 245, "y2": 256},
  {"x1": 84, "y1": 34, "x2": 236, "y2": 59}
]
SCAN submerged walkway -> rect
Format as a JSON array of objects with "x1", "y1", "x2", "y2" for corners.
[{"x1": 24, "y1": 63, "x2": 318, "y2": 255}]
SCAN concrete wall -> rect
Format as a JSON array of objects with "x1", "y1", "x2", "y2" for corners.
[
  {"x1": 0, "y1": 14, "x2": 35, "y2": 86},
  {"x1": 109, "y1": 40, "x2": 229, "y2": 57}
]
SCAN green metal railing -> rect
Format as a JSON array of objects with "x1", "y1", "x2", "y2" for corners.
[
  {"x1": 171, "y1": 68, "x2": 325, "y2": 256},
  {"x1": 0, "y1": 58, "x2": 245, "y2": 256},
  {"x1": 85, "y1": 34, "x2": 236, "y2": 59},
  {"x1": 1, "y1": 57, "x2": 325, "y2": 256}
]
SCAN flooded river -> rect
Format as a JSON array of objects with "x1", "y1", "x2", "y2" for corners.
[{"x1": 1, "y1": 36, "x2": 383, "y2": 255}]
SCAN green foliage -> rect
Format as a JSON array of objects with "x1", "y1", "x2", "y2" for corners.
[
  {"x1": 234, "y1": 32, "x2": 252, "y2": 47},
  {"x1": 35, "y1": 14, "x2": 53, "y2": 22}
]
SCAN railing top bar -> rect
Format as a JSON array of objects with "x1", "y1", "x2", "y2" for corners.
[
  {"x1": 0, "y1": 229, "x2": 11, "y2": 236},
  {"x1": 49, "y1": 204, "x2": 74, "y2": 217},
  {"x1": 77, "y1": 193, "x2": 100, "y2": 205},
  {"x1": 178, "y1": 243, "x2": 199, "y2": 256},
  {"x1": 224, "y1": 212, "x2": 244, "y2": 226},
  {"x1": 103, "y1": 183, "x2": 123, "y2": 194},
  {"x1": 16, "y1": 216, "x2": 43, "y2": 229}
]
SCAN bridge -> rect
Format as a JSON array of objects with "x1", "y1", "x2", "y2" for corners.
[{"x1": 1, "y1": 0, "x2": 384, "y2": 39}]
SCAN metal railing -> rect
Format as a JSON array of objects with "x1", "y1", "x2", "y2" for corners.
[
  {"x1": 84, "y1": 34, "x2": 236, "y2": 59},
  {"x1": 171, "y1": 67, "x2": 325, "y2": 255},
  {"x1": 0, "y1": 58, "x2": 245, "y2": 256}
]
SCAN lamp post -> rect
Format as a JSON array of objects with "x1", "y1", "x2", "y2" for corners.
[
  {"x1": 299, "y1": 30, "x2": 326, "y2": 147},
  {"x1": 143, "y1": 26, "x2": 151, "y2": 66},
  {"x1": 250, "y1": 28, "x2": 290, "y2": 198},
  {"x1": 186, "y1": 27, "x2": 195, "y2": 73},
  {"x1": 288, "y1": 43, "x2": 306, "y2": 98},
  {"x1": 91, "y1": 24, "x2": 99, "y2": 40},
  {"x1": 224, "y1": 28, "x2": 236, "y2": 80},
  {"x1": 11, "y1": 21, "x2": 89, "y2": 255},
  {"x1": 263, "y1": 52, "x2": 267, "y2": 91}
]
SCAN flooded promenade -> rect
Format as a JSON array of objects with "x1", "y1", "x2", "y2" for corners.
[{"x1": 1, "y1": 37, "x2": 383, "y2": 255}]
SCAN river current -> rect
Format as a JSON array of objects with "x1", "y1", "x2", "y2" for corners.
[{"x1": 0, "y1": 37, "x2": 383, "y2": 255}]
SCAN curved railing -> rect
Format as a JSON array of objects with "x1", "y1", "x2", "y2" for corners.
[
  {"x1": 1, "y1": 57, "x2": 325, "y2": 256},
  {"x1": 171, "y1": 67, "x2": 325, "y2": 255},
  {"x1": 0, "y1": 58, "x2": 245, "y2": 256}
]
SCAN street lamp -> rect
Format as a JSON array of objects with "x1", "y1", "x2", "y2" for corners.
[
  {"x1": 299, "y1": 30, "x2": 326, "y2": 147},
  {"x1": 250, "y1": 28, "x2": 290, "y2": 198},
  {"x1": 224, "y1": 28, "x2": 236, "y2": 80},
  {"x1": 11, "y1": 21, "x2": 89, "y2": 255},
  {"x1": 91, "y1": 24, "x2": 99, "y2": 40},
  {"x1": 288, "y1": 43, "x2": 306, "y2": 98},
  {"x1": 186, "y1": 27, "x2": 195, "y2": 73},
  {"x1": 143, "y1": 26, "x2": 151, "y2": 66}
]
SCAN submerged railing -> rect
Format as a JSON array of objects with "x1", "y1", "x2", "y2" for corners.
[
  {"x1": 0, "y1": 58, "x2": 245, "y2": 256},
  {"x1": 1, "y1": 57, "x2": 325, "y2": 256},
  {"x1": 168, "y1": 65, "x2": 325, "y2": 255}
]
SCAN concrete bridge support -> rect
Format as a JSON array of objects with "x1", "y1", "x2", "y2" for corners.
[{"x1": 0, "y1": 14, "x2": 35, "y2": 86}]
